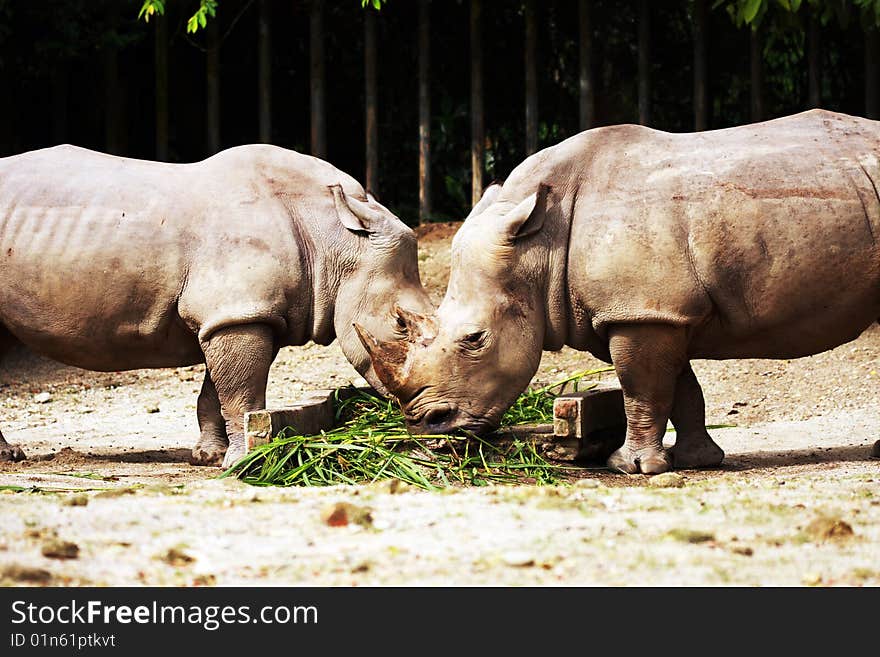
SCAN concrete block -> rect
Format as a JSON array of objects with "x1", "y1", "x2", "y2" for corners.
[
  {"x1": 245, "y1": 390, "x2": 336, "y2": 451},
  {"x1": 553, "y1": 385, "x2": 626, "y2": 462}
]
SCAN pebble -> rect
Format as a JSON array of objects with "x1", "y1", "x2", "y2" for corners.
[
  {"x1": 160, "y1": 547, "x2": 196, "y2": 567},
  {"x1": 501, "y1": 551, "x2": 535, "y2": 568},
  {"x1": 63, "y1": 494, "x2": 89, "y2": 507},
  {"x1": 34, "y1": 392, "x2": 52, "y2": 404},
  {"x1": 649, "y1": 472, "x2": 685, "y2": 488},
  {"x1": 321, "y1": 502, "x2": 373, "y2": 528},
  {"x1": 145, "y1": 405, "x2": 160, "y2": 414},
  {"x1": 1, "y1": 564, "x2": 53, "y2": 584},
  {"x1": 804, "y1": 517, "x2": 854, "y2": 542},
  {"x1": 41, "y1": 539, "x2": 80, "y2": 560},
  {"x1": 573, "y1": 478, "x2": 602, "y2": 489},
  {"x1": 802, "y1": 572, "x2": 823, "y2": 586}
]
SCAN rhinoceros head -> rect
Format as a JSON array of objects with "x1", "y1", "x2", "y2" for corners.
[
  {"x1": 357, "y1": 182, "x2": 552, "y2": 434},
  {"x1": 328, "y1": 185, "x2": 435, "y2": 397}
]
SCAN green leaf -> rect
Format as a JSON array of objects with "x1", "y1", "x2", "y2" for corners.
[{"x1": 742, "y1": 0, "x2": 764, "y2": 23}]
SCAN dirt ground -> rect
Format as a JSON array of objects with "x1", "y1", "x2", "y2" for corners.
[{"x1": 1, "y1": 225, "x2": 878, "y2": 587}]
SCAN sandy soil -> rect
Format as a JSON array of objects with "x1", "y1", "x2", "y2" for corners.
[{"x1": 0, "y1": 225, "x2": 878, "y2": 587}]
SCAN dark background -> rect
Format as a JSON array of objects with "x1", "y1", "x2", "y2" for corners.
[{"x1": 0, "y1": 0, "x2": 876, "y2": 223}]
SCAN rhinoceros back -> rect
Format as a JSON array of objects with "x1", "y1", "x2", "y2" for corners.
[
  {"x1": 564, "y1": 110, "x2": 880, "y2": 360},
  {"x1": 0, "y1": 145, "x2": 205, "y2": 370}
]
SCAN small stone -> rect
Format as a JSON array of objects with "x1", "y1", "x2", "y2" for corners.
[
  {"x1": 1, "y1": 564, "x2": 53, "y2": 584},
  {"x1": 369, "y1": 478, "x2": 412, "y2": 495},
  {"x1": 95, "y1": 487, "x2": 137, "y2": 499},
  {"x1": 649, "y1": 472, "x2": 685, "y2": 488},
  {"x1": 573, "y1": 478, "x2": 602, "y2": 489},
  {"x1": 804, "y1": 517, "x2": 854, "y2": 542},
  {"x1": 41, "y1": 539, "x2": 79, "y2": 560},
  {"x1": 321, "y1": 502, "x2": 373, "y2": 528},
  {"x1": 731, "y1": 546, "x2": 754, "y2": 557},
  {"x1": 802, "y1": 572, "x2": 823, "y2": 586},
  {"x1": 63, "y1": 494, "x2": 88, "y2": 507},
  {"x1": 501, "y1": 551, "x2": 535, "y2": 567},
  {"x1": 145, "y1": 405, "x2": 160, "y2": 414},
  {"x1": 159, "y1": 547, "x2": 196, "y2": 567},
  {"x1": 34, "y1": 392, "x2": 52, "y2": 404},
  {"x1": 665, "y1": 528, "x2": 715, "y2": 544}
]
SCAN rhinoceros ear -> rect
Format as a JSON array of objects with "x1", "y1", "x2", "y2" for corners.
[
  {"x1": 500, "y1": 183, "x2": 550, "y2": 241},
  {"x1": 466, "y1": 182, "x2": 504, "y2": 220},
  {"x1": 331, "y1": 184, "x2": 383, "y2": 234}
]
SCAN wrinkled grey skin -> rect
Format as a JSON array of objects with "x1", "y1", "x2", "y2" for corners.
[
  {"x1": 362, "y1": 109, "x2": 880, "y2": 474},
  {"x1": 0, "y1": 144, "x2": 432, "y2": 468}
]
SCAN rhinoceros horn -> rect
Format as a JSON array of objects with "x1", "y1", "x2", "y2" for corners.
[{"x1": 352, "y1": 323, "x2": 413, "y2": 393}]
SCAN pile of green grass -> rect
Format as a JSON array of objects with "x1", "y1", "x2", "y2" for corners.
[{"x1": 223, "y1": 367, "x2": 613, "y2": 490}]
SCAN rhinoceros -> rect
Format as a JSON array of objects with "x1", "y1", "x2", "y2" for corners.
[
  {"x1": 0, "y1": 144, "x2": 432, "y2": 468},
  {"x1": 357, "y1": 109, "x2": 880, "y2": 474}
]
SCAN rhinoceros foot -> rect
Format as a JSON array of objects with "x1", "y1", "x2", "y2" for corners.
[
  {"x1": 0, "y1": 443, "x2": 26, "y2": 462},
  {"x1": 607, "y1": 444, "x2": 671, "y2": 475},
  {"x1": 670, "y1": 434, "x2": 725, "y2": 469},
  {"x1": 220, "y1": 434, "x2": 248, "y2": 470},
  {"x1": 872, "y1": 440, "x2": 880, "y2": 459},
  {"x1": 189, "y1": 444, "x2": 227, "y2": 467}
]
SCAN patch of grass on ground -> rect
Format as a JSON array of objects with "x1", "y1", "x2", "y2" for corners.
[
  {"x1": 224, "y1": 369, "x2": 613, "y2": 490},
  {"x1": 500, "y1": 367, "x2": 613, "y2": 425}
]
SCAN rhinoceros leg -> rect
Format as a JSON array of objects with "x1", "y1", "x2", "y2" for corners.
[
  {"x1": 668, "y1": 365, "x2": 725, "y2": 469},
  {"x1": 200, "y1": 323, "x2": 274, "y2": 470},
  {"x1": 0, "y1": 428, "x2": 25, "y2": 463},
  {"x1": 606, "y1": 323, "x2": 686, "y2": 474},
  {"x1": 0, "y1": 328, "x2": 26, "y2": 462},
  {"x1": 188, "y1": 371, "x2": 230, "y2": 466}
]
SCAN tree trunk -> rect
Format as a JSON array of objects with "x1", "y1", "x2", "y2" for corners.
[
  {"x1": 524, "y1": 0, "x2": 538, "y2": 155},
  {"x1": 418, "y1": 0, "x2": 431, "y2": 223},
  {"x1": 693, "y1": 0, "x2": 708, "y2": 131},
  {"x1": 365, "y1": 9, "x2": 379, "y2": 194},
  {"x1": 866, "y1": 28, "x2": 880, "y2": 119},
  {"x1": 155, "y1": 15, "x2": 169, "y2": 160},
  {"x1": 808, "y1": 8, "x2": 820, "y2": 109},
  {"x1": 258, "y1": 0, "x2": 272, "y2": 144},
  {"x1": 750, "y1": 26, "x2": 764, "y2": 123},
  {"x1": 637, "y1": 0, "x2": 650, "y2": 126},
  {"x1": 578, "y1": 0, "x2": 594, "y2": 131},
  {"x1": 470, "y1": 0, "x2": 484, "y2": 207},
  {"x1": 310, "y1": 0, "x2": 326, "y2": 159},
  {"x1": 206, "y1": 17, "x2": 221, "y2": 155},
  {"x1": 104, "y1": 47, "x2": 121, "y2": 154}
]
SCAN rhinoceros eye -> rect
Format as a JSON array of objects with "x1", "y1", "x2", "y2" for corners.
[
  {"x1": 393, "y1": 313, "x2": 409, "y2": 337},
  {"x1": 460, "y1": 330, "x2": 487, "y2": 350}
]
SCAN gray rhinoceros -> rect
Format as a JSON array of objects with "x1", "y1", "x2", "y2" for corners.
[
  {"x1": 357, "y1": 109, "x2": 880, "y2": 474},
  {"x1": 0, "y1": 144, "x2": 432, "y2": 468}
]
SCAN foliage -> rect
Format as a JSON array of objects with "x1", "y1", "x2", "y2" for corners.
[
  {"x1": 140, "y1": 0, "x2": 383, "y2": 33},
  {"x1": 223, "y1": 369, "x2": 612, "y2": 489},
  {"x1": 713, "y1": 0, "x2": 880, "y2": 28},
  {"x1": 140, "y1": 0, "x2": 216, "y2": 33},
  {"x1": 223, "y1": 387, "x2": 575, "y2": 489},
  {"x1": 500, "y1": 367, "x2": 614, "y2": 426}
]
